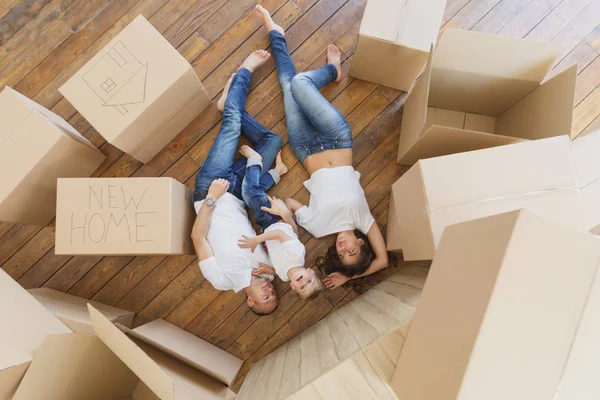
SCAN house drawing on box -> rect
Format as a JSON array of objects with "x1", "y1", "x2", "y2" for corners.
[{"x1": 82, "y1": 42, "x2": 148, "y2": 115}]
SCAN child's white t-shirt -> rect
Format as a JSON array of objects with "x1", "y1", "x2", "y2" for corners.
[
  {"x1": 264, "y1": 222, "x2": 305, "y2": 282},
  {"x1": 294, "y1": 166, "x2": 375, "y2": 238}
]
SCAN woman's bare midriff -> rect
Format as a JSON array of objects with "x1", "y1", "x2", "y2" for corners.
[{"x1": 303, "y1": 148, "x2": 353, "y2": 175}]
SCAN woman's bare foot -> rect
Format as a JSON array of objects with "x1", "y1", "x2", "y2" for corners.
[
  {"x1": 241, "y1": 49, "x2": 271, "y2": 73},
  {"x1": 327, "y1": 44, "x2": 343, "y2": 83},
  {"x1": 253, "y1": 5, "x2": 285, "y2": 36},
  {"x1": 274, "y1": 151, "x2": 288, "y2": 176},
  {"x1": 217, "y1": 74, "x2": 234, "y2": 112},
  {"x1": 240, "y1": 145, "x2": 262, "y2": 161}
]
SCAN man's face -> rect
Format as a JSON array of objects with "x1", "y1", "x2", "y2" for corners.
[{"x1": 246, "y1": 276, "x2": 278, "y2": 314}]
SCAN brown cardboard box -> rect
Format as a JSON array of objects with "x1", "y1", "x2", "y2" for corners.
[
  {"x1": 55, "y1": 177, "x2": 195, "y2": 255},
  {"x1": 28, "y1": 288, "x2": 134, "y2": 334},
  {"x1": 0, "y1": 87, "x2": 105, "y2": 226},
  {"x1": 391, "y1": 210, "x2": 600, "y2": 400},
  {"x1": 386, "y1": 136, "x2": 586, "y2": 260},
  {"x1": 59, "y1": 15, "x2": 212, "y2": 163},
  {"x1": 350, "y1": 0, "x2": 446, "y2": 91},
  {"x1": 397, "y1": 29, "x2": 576, "y2": 165},
  {"x1": 0, "y1": 269, "x2": 71, "y2": 400},
  {"x1": 12, "y1": 307, "x2": 240, "y2": 400},
  {"x1": 571, "y1": 129, "x2": 600, "y2": 234}
]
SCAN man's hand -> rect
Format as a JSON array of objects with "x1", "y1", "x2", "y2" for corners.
[
  {"x1": 323, "y1": 272, "x2": 350, "y2": 290},
  {"x1": 208, "y1": 178, "x2": 230, "y2": 200},
  {"x1": 261, "y1": 195, "x2": 291, "y2": 217},
  {"x1": 252, "y1": 262, "x2": 276, "y2": 276},
  {"x1": 238, "y1": 235, "x2": 259, "y2": 252}
]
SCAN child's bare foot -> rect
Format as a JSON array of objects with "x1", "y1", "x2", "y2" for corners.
[
  {"x1": 253, "y1": 5, "x2": 285, "y2": 36},
  {"x1": 241, "y1": 49, "x2": 271, "y2": 73},
  {"x1": 240, "y1": 145, "x2": 262, "y2": 161},
  {"x1": 274, "y1": 151, "x2": 288, "y2": 176},
  {"x1": 327, "y1": 44, "x2": 343, "y2": 83},
  {"x1": 217, "y1": 74, "x2": 234, "y2": 112}
]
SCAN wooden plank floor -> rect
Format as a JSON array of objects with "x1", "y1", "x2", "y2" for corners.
[{"x1": 1, "y1": 0, "x2": 599, "y2": 392}]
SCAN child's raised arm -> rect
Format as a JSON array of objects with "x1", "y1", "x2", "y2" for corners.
[{"x1": 238, "y1": 230, "x2": 291, "y2": 252}]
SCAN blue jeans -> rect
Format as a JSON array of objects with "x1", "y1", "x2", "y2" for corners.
[
  {"x1": 269, "y1": 31, "x2": 353, "y2": 164},
  {"x1": 194, "y1": 68, "x2": 283, "y2": 202},
  {"x1": 242, "y1": 164, "x2": 281, "y2": 231}
]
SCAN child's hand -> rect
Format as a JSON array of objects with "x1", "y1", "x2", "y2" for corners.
[
  {"x1": 261, "y1": 195, "x2": 291, "y2": 217},
  {"x1": 238, "y1": 235, "x2": 258, "y2": 252},
  {"x1": 252, "y1": 262, "x2": 276, "y2": 276}
]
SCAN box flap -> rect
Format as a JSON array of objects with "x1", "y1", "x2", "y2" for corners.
[
  {"x1": 13, "y1": 334, "x2": 138, "y2": 400},
  {"x1": 0, "y1": 362, "x2": 29, "y2": 400},
  {"x1": 359, "y1": 0, "x2": 408, "y2": 42},
  {"x1": 496, "y1": 64, "x2": 577, "y2": 140},
  {"x1": 397, "y1": 0, "x2": 446, "y2": 51},
  {"x1": 571, "y1": 129, "x2": 600, "y2": 188},
  {"x1": 119, "y1": 319, "x2": 242, "y2": 386},
  {"x1": 0, "y1": 269, "x2": 70, "y2": 372},
  {"x1": 88, "y1": 305, "x2": 175, "y2": 400},
  {"x1": 419, "y1": 136, "x2": 575, "y2": 210},
  {"x1": 28, "y1": 288, "x2": 134, "y2": 333},
  {"x1": 59, "y1": 15, "x2": 191, "y2": 142},
  {"x1": 0, "y1": 87, "x2": 35, "y2": 147}
]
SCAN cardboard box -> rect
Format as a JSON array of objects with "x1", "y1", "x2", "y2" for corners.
[
  {"x1": 397, "y1": 28, "x2": 576, "y2": 165},
  {"x1": 571, "y1": 129, "x2": 600, "y2": 234},
  {"x1": 350, "y1": 0, "x2": 446, "y2": 91},
  {"x1": 0, "y1": 87, "x2": 105, "y2": 226},
  {"x1": 12, "y1": 307, "x2": 241, "y2": 400},
  {"x1": 386, "y1": 136, "x2": 586, "y2": 260},
  {"x1": 391, "y1": 210, "x2": 600, "y2": 400},
  {"x1": 59, "y1": 15, "x2": 212, "y2": 163},
  {"x1": 28, "y1": 288, "x2": 134, "y2": 334},
  {"x1": 55, "y1": 177, "x2": 195, "y2": 255},
  {"x1": 0, "y1": 269, "x2": 71, "y2": 400}
]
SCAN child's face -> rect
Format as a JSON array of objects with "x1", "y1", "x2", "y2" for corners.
[{"x1": 289, "y1": 268, "x2": 322, "y2": 299}]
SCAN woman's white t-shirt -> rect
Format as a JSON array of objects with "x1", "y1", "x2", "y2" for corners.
[{"x1": 294, "y1": 166, "x2": 375, "y2": 238}]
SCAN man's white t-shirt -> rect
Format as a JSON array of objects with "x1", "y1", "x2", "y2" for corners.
[
  {"x1": 195, "y1": 193, "x2": 273, "y2": 293},
  {"x1": 294, "y1": 166, "x2": 375, "y2": 238},
  {"x1": 264, "y1": 222, "x2": 305, "y2": 282}
]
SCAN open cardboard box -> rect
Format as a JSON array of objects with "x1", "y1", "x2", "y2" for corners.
[
  {"x1": 397, "y1": 28, "x2": 576, "y2": 165},
  {"x1": 28, "y1": 288, "x2": 134, "y2": 334},
  {"x1": 0, "y1": 87, "x2": 105, "y2": 226},
  {"x1": 55, "y1": 177, "x2": 195, "y2": 255},
  {"x1": 12, "y1": 306, "x2": 240, "y2": 400},
  {"x1": 60, "y1": 15, "x2": 212, "y2": 164},
  {"x1": 571, "y1": 129, "x2": 600, "y2": 235},
  {"x1": 392, "y1": 210, "x2": 600, "y2": 400},
  {"x1": 350, "y1": 0, "x2": 446, "y2": 91},
  {"x1": 387, "y1": 136, "x2": 586, "y2": 261}
]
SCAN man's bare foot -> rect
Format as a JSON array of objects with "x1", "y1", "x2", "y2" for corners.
[
  {"x1": 274, "y1": 151, "x2": 288, "y2": 176},
  {"x1": 327, "y1": 44, "x2": 343, "y2": 83},
  {"x1": 241, "y1": 49, "x2": 271, "y2": 73},
  {"x1": 253, "y1": 5, "x2": 285, "y2": 36},
  {"x1": 217, "y1": 74, "x2": 234, "y2": 112},
  {"x1": 240, "y1": 145, "x2": 262, "y2": 161}
]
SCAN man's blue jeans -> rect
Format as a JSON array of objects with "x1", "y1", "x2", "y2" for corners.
[
  {"x1": 242, "y1": 164, "x2": 281, "y2": 231},
  {"x1": 268, "y1": 31, "x2": 353, "y2": 164},
  {"x1": 194, "y1": 68, "x2": 283, "y2": 202}
]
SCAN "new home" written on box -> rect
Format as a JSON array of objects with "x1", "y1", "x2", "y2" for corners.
[{"x1": 55, "y1": 177, "x2": 195, "y2": 256}]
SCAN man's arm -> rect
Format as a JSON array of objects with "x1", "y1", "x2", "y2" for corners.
[{"x1": 190, "y1": 179, "x2": 230, "y2": 261}]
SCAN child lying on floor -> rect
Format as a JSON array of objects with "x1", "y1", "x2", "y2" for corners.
[{"x1": 237, "y1": 145, "x2": 323, "y2": 300}]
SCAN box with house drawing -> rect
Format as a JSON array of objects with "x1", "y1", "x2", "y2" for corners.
[{"x1": 59, "y1": 15, "x2": 212, "y2": 163}]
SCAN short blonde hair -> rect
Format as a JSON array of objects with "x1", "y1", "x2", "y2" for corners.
[{"x1": 298, "y1": 279, "x2": 323, "y2": 301}]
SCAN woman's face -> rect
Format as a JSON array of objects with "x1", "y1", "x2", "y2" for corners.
[{"x1": 336, "y1": 231, "x2": 364, "y2": 265}]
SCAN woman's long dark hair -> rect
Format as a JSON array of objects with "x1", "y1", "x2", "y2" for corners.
[{"x1": 320, "y1": 230, "x2": 375, "y2": 278}]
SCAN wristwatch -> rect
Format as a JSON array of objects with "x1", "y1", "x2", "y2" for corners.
[{"x1": 205, "y1": 196, "x2": 217, "y2": 207}]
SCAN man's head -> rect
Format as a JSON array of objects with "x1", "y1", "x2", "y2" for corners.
[
  {"x1": 245, "y1": 275, "x2": 278, "y2": 315},
  {"x1": 289, "y1": 267, "x2": 323, "y2": 300}
]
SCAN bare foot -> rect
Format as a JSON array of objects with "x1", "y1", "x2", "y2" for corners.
[
  {"x1": 327, "y1": 44, "x2": 343, "y2": 83},
  {"x1": 240, "y1": 145, "x2": 262, "y2": 161},
  {"x1": 217, "y1": 74, "x2": 234, "y2": 112},
  {"x1": 241, "y1": 49, "x2": 271, "y2": 73},
  {"x1": 253, "y1": 5, "x2": 285, "y2": 36},
  {"x1": 274, "y1": 151, "x2": 288, "y2": 176}
]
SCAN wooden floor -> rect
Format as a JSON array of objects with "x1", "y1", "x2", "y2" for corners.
[{"x1": 0, "y1": 0, "x2": 599, "y2": 392}]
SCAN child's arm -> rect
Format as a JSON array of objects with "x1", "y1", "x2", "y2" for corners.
[
  {"x1": 238, "y1": 230, "x2": 292, "y2": 252},
  {"x1": 279, "y1": 210, "x2": 299, "y2": 235},
  {"x1": 261, "y1": 195, "x2": 300, "y2": 235}
]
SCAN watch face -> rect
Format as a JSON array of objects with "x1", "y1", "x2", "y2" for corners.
[{"x1": 206, "y1": 197, "x2": 215, "y2": 206}]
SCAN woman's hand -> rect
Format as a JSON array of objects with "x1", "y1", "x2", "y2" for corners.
[
  {"x1": 261, "y1": 195, "x2": 291, "y2": 217},
  {"x1": 323, "y1": 272, "x2": 350, "y2": 290},
  {"x1": 252, "y1": 262, "x2": 276, "y2": 276},
  {"x1": 238, "y1": 235, "x2": 259, "y2": 252}
]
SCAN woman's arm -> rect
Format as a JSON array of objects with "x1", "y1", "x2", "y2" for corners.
[{"x1": 284, "y1": 198, "x2": 305, "y2": 214}]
